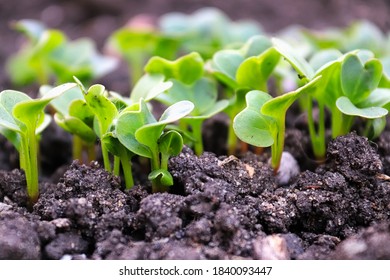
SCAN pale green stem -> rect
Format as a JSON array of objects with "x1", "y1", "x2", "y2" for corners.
[
  {"x1": 101, "y1": 145, "x2": 111, "y2": 173},
  {"x1": 227, "y1": 118, "x2": 238, "y2": 155},
  {"x1": 21, "y1": 129, "x2": 39, "y2": 204},
  {"x1": 120, "y1": 152, "x2": 134, "y2": 189},
  {"x1": 113, "y1": 156, "x2": 120, "y2": 176},
  {"x1": 271, "y1": 123, "x2": 284, "y2": 174},
  {"x1": 190, "y1": 119, "x2": 204, "y2": 156},
  {"x1": 332, "y1": 107, "x2": 354, "y2": 138},
  {"x1": 72, "y1": 135, "x2": 83, "y2": 162},
  {"x1": 150, "y1": 149, "x2": 161, "y2": 193},
  {"x1": 307, "y1": 99, "x2": 326, "y2": 161},
  {"x1": 86, "y1": 143, "x2": 96, "y2": 163}
]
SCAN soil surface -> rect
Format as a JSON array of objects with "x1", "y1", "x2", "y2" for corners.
[
  {"x1": 1, "y1": 133, "x2": 390, "y2": 259},
  {"x1": 1, "y1": 0, "x2": 390, "y2": 260}
]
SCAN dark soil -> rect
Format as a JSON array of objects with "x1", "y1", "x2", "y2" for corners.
[
  {"x1": 1, "y1": 0, "x2": 390, "y2": 260},
  {"x1": 1, "y1": 132, "x2": 390, "y2": 259}
]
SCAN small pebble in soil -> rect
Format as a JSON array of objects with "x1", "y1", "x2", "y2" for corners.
[{"x1": 272, "y1": 151, "x2": 300, "y2": 185}]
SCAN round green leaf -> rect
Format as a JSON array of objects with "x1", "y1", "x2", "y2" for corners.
[
  {"x1": 84, "y1": 84, "x2": 118, "y2": 137},
  {"x1": 233, "y1": 90, "x2": 274, "y2": 147},
  {"x1": 211, "y1": 50, "x2": 244, "y2": 87},
  {"x1": 159, "y1": 100, "x2": 194, "y2": 124},
  {"x1": 341, "y1": 54, "x2": 383, "y2": 104},
  {"x1": 0, "y1": 90, "x2": 30, "y2": 132},
  {"x1": 159, "y1": 130, "x2": 183, "y2": 157},
  {"x1": 144, "y1": 52, "x2": 204, "y2": 85},
  {"x1": 336, "y1": 96, "x2": 388, "y2": 119},
  {"x1": 236, "y1": 47, "x2": 280, "y2": 90},
  {"x1": 130, "y1": 74, "x2": 173, "y2": 103},
  {"x1": 115, "y1": 100, "x2": 155, "y2": 158}
]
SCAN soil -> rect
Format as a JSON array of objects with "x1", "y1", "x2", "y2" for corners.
[{"x1": 1, "y1": 0, "x2": 390, "y2": 260}]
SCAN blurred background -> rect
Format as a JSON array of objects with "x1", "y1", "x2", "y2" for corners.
[{"x1": 1, "y1": 0, "x2": 390, "y2": 91}]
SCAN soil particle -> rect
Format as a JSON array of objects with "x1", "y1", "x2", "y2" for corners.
[
  {"x1": 44, "y1": 232, "x2": 90, "y2": 259},
  {"x1": 170, "y1": 146, "x2": 276, "y2": 196},
  {"x1": 331, "y1": 221, "x2": 390, "y2": 259},
  {"x1": 257, "y1": 132, "x2": 390, "y2": 239},
  {"x1": 253, "y1": 234, "x2": 291, "y2": 260},
  {"x1": 33, "y1": 161, "x2": 135, "y2": 240},
  {"x1": 377, "y1": 131, "x2": 390, "y2": 175},
  {"x1": 0, "y1": 210, "x2": 41, "y2": 259},
  {"x1": 135, "y1": 192, "x2": 186, "y2": 241},
  {"x1": 0, "y1": 169, "x2": 29, "y2": 207},
  {"x1": 297, "y1": 233, "x2": 340, "y2": 260},
  {"x1": 325, "y1": 131, "x2": 382, "y2": 180}
]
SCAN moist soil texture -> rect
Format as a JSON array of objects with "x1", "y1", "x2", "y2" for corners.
[
  {"x1": 1, "y1": 132, "x2": 390, "y2": 260},
  {"x1": 1, "y1": 0, "x2": 390, "y2": 260}
]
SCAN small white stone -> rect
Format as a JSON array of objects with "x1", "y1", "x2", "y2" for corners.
[{"x1": 273, "y1": 151, "x2": 300, "y2": 185}]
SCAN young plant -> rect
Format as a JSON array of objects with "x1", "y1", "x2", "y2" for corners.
[
  {"x1": 159, "y1": 7, "x2": 262, "y2": 59},
  {"x1": 69, "y1": 78, "x2": 136, "y2": 189},
  {"x1": 307, "y1": 50, "x2": 388, "y2": 159},
  {"x1": 107, "y1": 19, "x2": 179, "y2": 88},
  {"x1": 7, "y1": 19, "x2": 117, "y2": 86},
  {"x1": 145, "y1": 52, "x2": 229, "y2": 155},
  {"x1": 209, "y1": 35, "x2": 281, "y2": 154},
  {"x1": 70, "y1": 75, "x2": 172, "y2": 189},
  {"x1": 0, "y1": 83, "x2": 76, "y2": 203},
  {"x1": 41, "y1": 86, "x2": 97, "y2": 163},
  {"x1": 115, "y1": 99, "x2": 194, "y2": 192},
  {"x1": 336, "y1": 53, "x2": 385, "y2": 134},
  {"x1": 233, "y1": 76, "x2": 321, "y2": 172}
]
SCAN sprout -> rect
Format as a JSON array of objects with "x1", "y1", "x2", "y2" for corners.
[
  {"x1": 0, "y1": 83, "x2": 76, "y2": 203},
  {"x1": 145, "y1": 52, "x2": 229, "y2": 155},
  {"x1": 115, "y1": 99, "x2": 194, "y2": 192},
  {"x1": 233, "y1": 77, "x2": 321, "y2": 172},
  {"x1": 7, "y1": 19, "x2": 116, "y2": 86}
]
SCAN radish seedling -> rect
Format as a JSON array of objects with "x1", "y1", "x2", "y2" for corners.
[
  {"x1": 72, "y1": 75, "x2": 172, "y2": 189},
  {"x1": 210, "y1": 36, "x2": 281, "y2": 154},
  {"x1": 0, "y1": 83, "x2": 76, "y2": 203},
  {"x1": 41, "y1": 86, "x2": 96, "y2": 163},
  {"x1": 233, "y1": 76, "x2": 321, "y2": 172},
  {"x1": 7, "y1": 20, "x2": 116, "y2": 86},
  {"x1": 115, "y1": 99, "x2": 194, "y2": 192},
  {"x1": 145, "y1": 52, "x2": 229, "y2": 155},
  {"x1": 107, "y1": 23, "x2": 178, "y2": 88},
  {"x1": 159, "y1": 7, "x2": 262, "y2": 59}
]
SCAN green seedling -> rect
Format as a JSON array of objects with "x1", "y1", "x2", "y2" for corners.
[
  {"x1": 7, "y1": 19, "x2": 116, "y2": 86},
  {"x1": 277, "y1": 37, "x2": 389, "y2": 160},
  {"x1": 71, "y1": 75, "x2": 172, "y2": 189},
  {"x1": 115, "y1": 99, "x2": 194, "y2": 192},
  {"x1": 210, "y1": 36, "x2": 281, "y2": 154},
  {"x1": 145, "y1": 52, "x2": 229, "y2": 155},
  {"x1": 233, "y1": 76, "x2": 321, "y2": 172},
  {"x1": 309, "y1": 51, "x2": 387, "y2": 159},
  {"x1": 41, "y1": 86, "x2": 96, "y2": 163},
  {"x1": 0, "y1": 83, "x2": 76, "y2": 203},
  {"x1": 159, "y1": 7, "x2": 262, "y2": 59},
  {"x1": 302, "y1": 20, "x2": 386, "y2": 57},
  {"x1": 336, "y1": 53, "x2": 386, "y2": 134},
  {"x1": 109, "y1": 73, "x2": 173, "y2": 110},
  {"x1": 107, "y1": 24, "x2": 179, "y2": 88},
  {"x1": 77, "y1": 81, "x2": 118, "y2": 173}
]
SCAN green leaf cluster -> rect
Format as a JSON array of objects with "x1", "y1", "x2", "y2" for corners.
[
  {"x1": 145, "y1": 52, "x2": 228, "y2": 155},
  {"x1": 7, "y1": 20, "x2": 117, "y2": 86}
]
